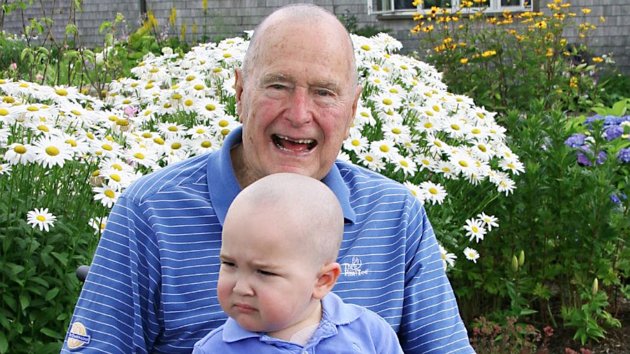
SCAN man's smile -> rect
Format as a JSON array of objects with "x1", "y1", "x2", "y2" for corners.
[{"x1": 272, "y1": 134, "x2": 318, "y2": 153}]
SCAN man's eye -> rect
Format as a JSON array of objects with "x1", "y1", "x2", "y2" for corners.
[
  {"x1": 315, "y1": 89, "x2": 334, "y2": 97},
  {"x1": 269, "y1": 84, "x2": 285, "y2": 90}
]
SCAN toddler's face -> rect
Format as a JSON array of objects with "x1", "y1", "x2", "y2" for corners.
[{"x1": 217, "y1": 210, "x2": 320, "y2": 334}]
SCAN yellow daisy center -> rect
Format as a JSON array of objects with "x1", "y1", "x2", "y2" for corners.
[{"x1": 45, "y1": 146, "x2": 60, "y2": 156}]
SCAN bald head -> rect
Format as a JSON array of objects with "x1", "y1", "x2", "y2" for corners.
[
  {"x1": 224, "y1": 173, "x2": 344, "y2": 265},
  {"x1": 241, "y1": 4, "x2": 357, "y2": 84}
]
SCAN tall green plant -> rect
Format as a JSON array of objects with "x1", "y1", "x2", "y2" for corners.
[{"x1": 412, "y1": 0, "x2": 608, "y2": 113}]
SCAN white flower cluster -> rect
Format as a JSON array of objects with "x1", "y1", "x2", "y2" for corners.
[{"x1": 1, "y1": 33, "x2": 521, "y2": 266}]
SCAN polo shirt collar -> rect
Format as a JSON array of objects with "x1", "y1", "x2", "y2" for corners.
[{"x1": 207, "y1": 127, "x2": 357, "y2": 225}]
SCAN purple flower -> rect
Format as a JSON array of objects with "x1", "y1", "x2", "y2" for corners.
[
  {"x1": 610, "y1": 193, "x2": 627, "y2": 205},
  {"x1": 584, "y1": 114, "x2": 603, "y2": 126},
  {"x1": 577, "y1": 149, "x2": 607, "y2": 166},
  {"x1": 604, "y1": 125, "x2": 623, "y2": 141},
  {"x1": 565, "y1": 134, "x2": 586, "y2": 148},
  {"x1": 618, "y1": 148, "x2": 630, "y2": 164}
]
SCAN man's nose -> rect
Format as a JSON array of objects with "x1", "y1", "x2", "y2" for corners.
[{"x1": 286, "y1": 87, "x2": 312, "y2": 126}]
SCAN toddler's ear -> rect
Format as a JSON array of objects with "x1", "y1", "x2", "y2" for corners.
[{"x1": 313, "y1": 262, "x2": 341, "y2": 300}]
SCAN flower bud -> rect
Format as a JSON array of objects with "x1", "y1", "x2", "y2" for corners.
[
  {"x1": 511, "y1": 255, "x2": 519, "y2": 272},
  {"x1": 518, "y1": 250, "x2": 525, "y2": 266},
  {"x1": 592, "y1": 278, "x2": 599, "y2": 295}
]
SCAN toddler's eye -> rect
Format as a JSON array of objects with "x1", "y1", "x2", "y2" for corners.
[
  {"x1": 221, "y1": 261, "x2": 236, "y2": 268},
  {"x1": 257, "y1": 269, "x2": 277, "y2": 276}
]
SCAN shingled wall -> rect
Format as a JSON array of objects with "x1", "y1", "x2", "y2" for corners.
[{"x1": 1, "y1": 0, "x2": 628, "y2": 73}]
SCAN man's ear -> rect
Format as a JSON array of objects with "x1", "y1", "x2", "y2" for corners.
[
  {"x1": 234, "y1": 68, "x2": 244, "y2": 119},
  {"x1": 344, "y1": 85, "x2": 363, "y2": 140},
  {"x1": 313, "y1": 262, "x2": 341, "y2": 300}
]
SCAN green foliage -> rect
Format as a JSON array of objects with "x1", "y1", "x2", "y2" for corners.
[
  {"x1": 0, "y1": 155, "x2": 101, "y2": 352},
  {"x1": 561, "y1": 285, "x2": 621, "y2": 345},
  {"x1": 452, "y1": 98, "x2": 629, "y2": 344}
]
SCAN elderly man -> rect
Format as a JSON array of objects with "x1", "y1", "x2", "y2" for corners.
[{"x1": 63, "y1": 4, "x2": 474, "y2": 353}]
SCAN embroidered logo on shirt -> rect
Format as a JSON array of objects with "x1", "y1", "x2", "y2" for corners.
[
  {"x1": 341, "y1": 256, "x2": 368, "y2": 277},
  {"x1": 67, "y1": 322, "x2": 91, "y2": 350}
]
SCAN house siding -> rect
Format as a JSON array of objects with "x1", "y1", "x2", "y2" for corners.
[{"x1": 1, "y1": 0, "x2": 628, "y2": 73}]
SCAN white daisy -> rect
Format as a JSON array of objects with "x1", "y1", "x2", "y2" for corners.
[
  {"x1": 499, "y1": 157, "x2": 525, "y2": 175},
  {"x1": 464, "y1": 247, "x2": 480, "y2": 263},
  {"x1": 393, "y1": 156, "x2": 418, "y2": 177},
  {"x1": 357, "y1": 150, "x2": 385, "y2": 172},
  {"x1": 464, "y1": 218, "x2": 487, "y2": 243},
  {"x1": 439, "y1": 244, "x2": 457, "y2": 270},
  {"x1": 0, "y1": 163, "x2": 12, "y2": 176},
  {"x1": 404, "y1": 181, "x2": 425, "y2": 204},
  {"x1": 26, "y1": 208, "x2": 57, "y2": 232},
  {"x1": 477, "y1": 212, "x2": 499, "y2": 231},
  {"x1": 370, "y1": 140, "x2": 399, "y2": 160},
  {"x1": 4, "y1": 143, "x2": 37, "y2": 165},
  {"x1": 343, "y1": 129, "x2": 369, "y2": 154},
  {"x1": 420, "y1": 181, "x2": 448, "y2": 205},
  {"x1": 190, "y1": 136, "x2": 221, "y2": 155},
  {"x1": 449, "y1": 149, "x2": 479, "y2": 178},
  {"x1": 93, "y1": 186, "x2": 119, "y2": 208},
  {"x1": 88, "y1": 216, "x2": 108, "y2": 234},
  {"x1": 158, "y1": 122, "x2": 187, "y2": 139},
  {"x1": 32, "y1": 135, "x2": 73, "y2": 168}
]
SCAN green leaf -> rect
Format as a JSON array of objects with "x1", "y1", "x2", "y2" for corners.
[
  {"x1": 19, "y1": 293, "x2": 29, "y2": 311},
  {"x1": 40, "y1": 327, "x2": 61, "y2": 339},
  {"x1": 0, "y1": 331, "x2": 7, "y2": 354},
  {"x1": 51, "y1": 251, "x2": 69, "y2": 266},
  {"x1": 519, "y1": 308, "x2": 538, "y2": 316},
  {"x1": 45, "y1": 287, "x2": 60, "y2": 301},
  {"x1": 2, "y1": 295, "x2": 16, "y2": 312},
  {"x1": 8, "y1": 264, "x2": 24, "y2": 276}
]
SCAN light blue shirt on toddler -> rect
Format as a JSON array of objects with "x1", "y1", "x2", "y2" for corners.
[{"x1": 192, "y1": 292, "x2": 404, "y2": 354}]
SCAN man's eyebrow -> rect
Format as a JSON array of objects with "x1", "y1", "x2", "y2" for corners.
[
  {"x1": 260, "y1": 73, "x2": 293, "y2": 84},
  {"x1": 311, "y1": 80, "x2": 341, "y2": 92}
]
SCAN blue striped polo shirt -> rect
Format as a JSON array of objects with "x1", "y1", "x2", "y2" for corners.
[{"x1": 62, "y1": 127, "x2": 474, "y2": 353}]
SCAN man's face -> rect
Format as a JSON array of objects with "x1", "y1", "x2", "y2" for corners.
[
  {"x1": 217, "y1": 207, "x2": 320, "y2": 335},
  {"x1": 234, "y1": 20, "x2": 360, "y2": 183}
]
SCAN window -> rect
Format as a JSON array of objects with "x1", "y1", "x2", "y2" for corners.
[{"x1": 367, "y1": 0, "x2": 531, "y2": 15}]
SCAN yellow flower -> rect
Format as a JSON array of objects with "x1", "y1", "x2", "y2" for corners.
[
  {"x1": 169, "y1": 7, "x2": 177, "y2": 26},
  {"x1": 481, "y1": 50, "x2": 496, "y2": 58},
  {"x1": 546, "y1": 48, "x2": 554, "y2": 57},
  {"x1": 460, "y1": 58, "x2": 469, "y2": 64},
  {"x1": 569, "y1": 77, "x2": 578, "y2": 89},
  {"x1": 592, "y1": 56, "x2": 604, "y2": 63},
  {"x1": 535, "y1": 21, "x2": 547, "y2": 29},
  {"x1": 599, "y1": 16, "x2": 606, "y2": 23}
]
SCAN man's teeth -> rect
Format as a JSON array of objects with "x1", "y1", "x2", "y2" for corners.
[{"x1": 278, "y1": 136, "x2": 314, "y2": 144}]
